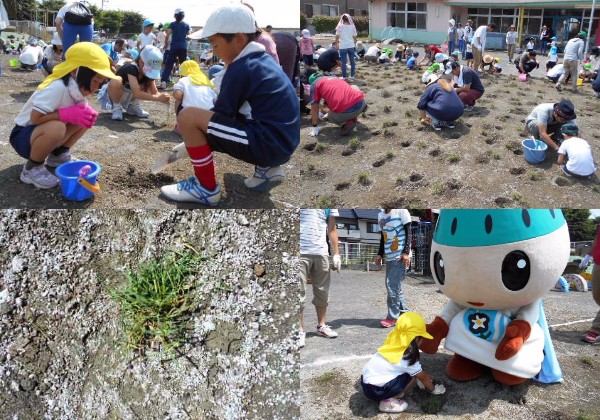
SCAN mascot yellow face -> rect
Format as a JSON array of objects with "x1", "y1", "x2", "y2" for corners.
[{"x1": 430, "y1": 209, "x2": 570, "y2": 310}]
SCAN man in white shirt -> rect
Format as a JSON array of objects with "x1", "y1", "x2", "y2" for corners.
[
  {"x1": 18, "y1": 38, "x2": 43, "y2": 70},
  {"x1": 556, "y1": 31, "x2": 586, "y2": 93},
  {"x1": 472, "y1": 22, "x2": 495, "y2": 72},
  {"x1": 299, "y1": 209, "x2": 342, "y2": 348}
]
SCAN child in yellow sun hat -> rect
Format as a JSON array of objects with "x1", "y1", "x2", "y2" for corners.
[
  {"x1": 10, "y1": 42, "x2": 119, "y2": 190},
  {"x1": 361, "y1": 312, "x2": 446, "y2": 414}
]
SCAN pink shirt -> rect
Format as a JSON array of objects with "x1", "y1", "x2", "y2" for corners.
[
  {"x1": 300, "y1": 37, "x2": 314, "y2": 56},
  {"x1": 257, "y1": 33, "x2": 280, "y2": 64}
]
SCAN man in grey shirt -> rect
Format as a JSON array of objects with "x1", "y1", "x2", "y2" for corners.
[
  {"x1": 525, "y1": 99, "x2": 577, "y2": 151},
  {"x1": 556, "y1": 31, "x2": 586, "y2": 93}
]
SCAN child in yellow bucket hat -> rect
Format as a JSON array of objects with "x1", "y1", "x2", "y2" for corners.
[
  {"x1": 361, "y1": 312, "x2": 446, "y2": 413},
  {"x1": 10, "y1": 42, "x2": 120, "y2": 190}
]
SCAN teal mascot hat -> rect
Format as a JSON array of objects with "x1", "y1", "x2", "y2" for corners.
[{"x1": 421, "y1": 209, "x2": 569, "y2": 385}]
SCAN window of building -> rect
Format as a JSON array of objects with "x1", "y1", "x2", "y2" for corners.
[
  {"x1": 322, "y1": 4, "x2": 339, "y2": 17},
  {"x1": 348, "y1": 8, "x2": 368, "y2": 17},
  {"x1": 387, "y1": 2, "x2": 427, "y2": 30},
  {"x1": 336, "y1": 222, "x2": 359, "y2": 231},
  {"x1": 367, "y1": 222, "x2": 381, "y2": 234},
  {"x1": 304, "y1": 4, "x2": 315, "y2": 18}
]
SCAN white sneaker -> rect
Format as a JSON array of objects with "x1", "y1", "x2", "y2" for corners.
[
  {"x1": 244, "y1": 166, "x2": 284, "y2": 192},
  {"x1": 298, "y1": 331, "x2": 306, "y2": 348},
  {"x1": 159, "y1": 81, "x2": 167, "y2": 90},
  {"x1": 160, "y1": 176, "x2": 221, "y2": 206},
  {"x1": 127, "y1": 100, "x2": 149, "y2": 118},
  {"x1": 20, "y1": 164, "x2": 59, "y2": 189},
  {"x1": 316, "y1": 324, "x2": 338, "y2": 338},
  {"x1": 379, "y1": 398, "x2": 408, "y2": 413},
  {"x1": 112, "y1": 105, "x2": 124, "y2": 121},
  {"x1": 46, "y1": 151, "x2": 76, "y2": 167}
]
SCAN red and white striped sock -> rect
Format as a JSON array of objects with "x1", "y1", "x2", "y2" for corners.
[{"x1": 186, "y1": 144, "x2": 217, "y2": 190}]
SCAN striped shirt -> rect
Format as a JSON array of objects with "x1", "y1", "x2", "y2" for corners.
[
  {"x1": 300, "y1": 209, "x2": 339, "y2": 255},
  {"x1": 378, "y1": 209, "x2": 411, "y2": 260}
]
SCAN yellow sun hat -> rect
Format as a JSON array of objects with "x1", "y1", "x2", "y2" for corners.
[
  {"x1": 37, "y1": 42, "x2": 119, "y2": 90},
  {"x1": 179, "y1": 60, "x2": 214, "y2": 88},
  {"x1": 378, "y1": 312, "x2": 432, "y2": 364}
]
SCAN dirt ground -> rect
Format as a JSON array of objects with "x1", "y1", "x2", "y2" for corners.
[
  {"x1": 301, "y1": 270, "x2": 600, "y2": 420},
  {"x1": 0, "y1": 210, "x2": 300, "y2": 419},
  {"x1": 299, "y1": 37, "x2": 600, "y2": 208},
  {"x1": 0, "y1": 55, "x2": 301, "y2": 209}
]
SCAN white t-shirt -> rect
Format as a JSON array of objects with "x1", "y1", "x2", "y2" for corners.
[
  {"x1": 300, "y1": 209, "x2": 339, "y2": 255},
  {"x1": 156, "y1": 30, "x2": 166, "y2": 50},
  {"x1": 472, "y1": 25, "x2": 487, "y2": 50},
  {"x1": 138, "y1": 32, "x2": 156, "y2": 48},
  {"x1": 19, "y1": 45, "x2": 43, "y2": 65},
  {"x1": 365, "y1": 46, "x2": 380, "y2": 57},
  {"x1": 336, "y1": 24, "x2": 357, "y2": 50},
  {"x1": 378, "y1": 209, "x2": 411, "y2": 261},
  {"x1": 506, "y1": 31, "x2": 518, "y2": 45},
  {"x1": 14, "y1": 79, "x2": 85, "y2": 126},
  {"x1": 56, "y1": 3, "x2": 73, "y2": 19},
  {"x1": 173, "y1": 77, "x2": 217, "y2": 110},
  {"x1": 547, "y1": 64, "x2": 564, "y2": 78},
  {"x1": 362, "y1": 353, "x2": 423, "y2": 386},
  {"x1": 558, "y1": 137, "x2": 597, "y2": 176}
]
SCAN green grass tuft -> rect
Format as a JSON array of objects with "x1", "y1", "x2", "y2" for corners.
[{"x1": 111, "y1": 248, "x2": 207, "y2": 354}]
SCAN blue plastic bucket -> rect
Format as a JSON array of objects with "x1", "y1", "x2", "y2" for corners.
[
  {"x1": 522, "y1": 139, "x2": 548, "y2": 164},
  {"x1": 55, "y1": 161, "x2": 101, "y2": 201}
]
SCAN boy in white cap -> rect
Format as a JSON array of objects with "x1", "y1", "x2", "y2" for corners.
[
  {"x1": 159, "y1": 3, "x2": 299, "y2": 206},
  {"x1": 101, "y1": 45, "x2": 171, "y2": 120}
]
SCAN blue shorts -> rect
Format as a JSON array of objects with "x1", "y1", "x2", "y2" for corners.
[
  {"x1": 465, "y1": 52, "x2": 474, "y2": 60},
  {"x1": 361, "y1": 373, "x2": 413, "y2": 401},
  {"x1": 9, "y1": 125, "x2": 36, "y2": 159},
  {"x1": 206, "y1": 113, "x2": 255, "y2": 165}
]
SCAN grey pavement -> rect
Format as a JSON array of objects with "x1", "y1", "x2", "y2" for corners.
[{"x1": 300, "y1": 269, "x2": 600, "y2": 419}]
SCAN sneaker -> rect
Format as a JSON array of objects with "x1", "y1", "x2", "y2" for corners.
[
  {"x1": 444, "y1": 121, "x2": 456, "y2": 129},
  {"x1": 555, "y1": 84, "x2": 562, "y2": 92},
  {"x1": 463, "y1": 104, "x2": 474, "y2": 112},
  {"x1": 159, "y1": 81, "x2": 167, "y2": 90},
  {"x1": 432, "y1": 122, "x2": 442, "y2": 131},
  {"x1": 160, "y1": 176, "x2": 221, "y2": 206},
  {"x1": 46, "y1": 151, "x2": 76, "y2": 167},
  {"x1": 298, "y1": 331, "x2": 306, "y2": 348},
  {"x1": 379, "y1": 398, "x2": 408, "y2": 413},
  {"x1": 340, "y1": 118, "x2": 358, "y2": 136},
  {"x1": 112, "y1": 105, "x2": 124, "y2": 121},
  {"x1": 127, "y1": 100, "x2": 149, "y2": 118},
  {"x1": 582, "y1": 330, "x2": 600, "y2": 344},
  {"x1": 347, "y1": 76, "x2": 355, "y2": 82},
  {"x1": 244, "y1": 166, "x2": 285, "y2": 192},
  {"x1": 20, "y1": 164, "x2": 59, "y2": 189},
  {"x1": 316, "y1": 324, "x2": 338, "y2": 338},
  {"x1": 380, "y1": 318, "x2": 396, "y2": 328}
]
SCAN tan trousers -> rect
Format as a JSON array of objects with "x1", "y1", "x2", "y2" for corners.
[
  {"x1": 557, "y1": 59, "x2": 578, "y2": 91},
  {"x1": 300, "y1": 254, "x2": 331, "y2": 310},
  {"x1": 472, "y1": 45, "x2": 483, "y2": 71}
]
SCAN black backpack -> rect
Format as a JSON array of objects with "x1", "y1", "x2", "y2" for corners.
[{"x1": 64, "y1": 2, "x2": 93, "y2": 25}]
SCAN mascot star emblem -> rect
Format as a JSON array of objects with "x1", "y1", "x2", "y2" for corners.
[{"x1": 471, "y1": 314, "x2": 486, "y2": 330}]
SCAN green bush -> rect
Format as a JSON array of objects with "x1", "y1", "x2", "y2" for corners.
[{"x1": 301, "y1": 13, "x2": 307, "y2": 30}]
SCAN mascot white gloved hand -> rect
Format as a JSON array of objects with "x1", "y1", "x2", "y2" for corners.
[{"x1": 420, "y1": 209, "x2": 569, "y2": 385}]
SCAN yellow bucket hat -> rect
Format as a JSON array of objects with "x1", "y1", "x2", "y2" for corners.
[
  {"x1": 377, "y1": 312, "x2": 432, "y2": 364},
  {"x1": 37, "y1": 42, "x2": 119, "y2": 90},
  {"x1": 179, "y1": 60, "x2": 214, "y2": 88}
]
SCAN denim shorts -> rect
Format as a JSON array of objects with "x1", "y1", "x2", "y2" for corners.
[{"x1": 9, "y1": 125, "x2": 37, "y2": 159}]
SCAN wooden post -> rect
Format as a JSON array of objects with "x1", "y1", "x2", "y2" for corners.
[{"x1": 517, "y1": 6, "x2": 525, "y2": 48}]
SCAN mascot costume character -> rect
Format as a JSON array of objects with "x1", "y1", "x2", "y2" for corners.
[{"x1": 420, "y1": 209, "x2": 569, "y2": 385}]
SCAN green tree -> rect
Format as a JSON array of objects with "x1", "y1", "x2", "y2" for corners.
[
  {"x1": 563, "y1": 209, "x2": 596, "y2": 241},
  {"x1": 96, "y1": 10, "x2": 124, "y2": 35},
  {"x1": 120, "y1": 11, "x2": 144, "y2": 35},
  {"x1": 5, "y1": 0, "x2": 37, "y2": 20},
  {"x1": 37, "y1": 0, "x2": 65, "y2": 12}
]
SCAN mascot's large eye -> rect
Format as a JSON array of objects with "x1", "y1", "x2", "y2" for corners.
[
  {"x1": 501, "y1": 251, "x2": 530, "y2": 291},
  {"x1": 433, "y1": 251, "x2": 445, "y2": 285}
]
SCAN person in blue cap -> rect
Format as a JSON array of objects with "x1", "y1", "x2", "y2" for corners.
[
  {"x1": 138, "y1": 19, "x2": 157, "y2": 50},
  {"x1": 420, "y1": 209, "x2": 569, "y2": 385}
]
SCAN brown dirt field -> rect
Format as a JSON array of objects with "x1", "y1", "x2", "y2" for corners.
[{"x1": 299, "y1": 41, "x2": 600, "y2": 208}]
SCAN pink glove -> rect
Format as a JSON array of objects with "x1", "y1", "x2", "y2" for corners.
[{"x1": 58, "y1": 104, "x2": 97, "y2": 128}]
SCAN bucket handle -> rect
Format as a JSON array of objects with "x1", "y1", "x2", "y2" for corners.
[{"x1": 77, "y1": 177, "x2": 100, "y2": 194}]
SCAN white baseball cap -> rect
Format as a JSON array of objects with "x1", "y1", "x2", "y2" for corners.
[
  {"x1": 201, "y1": 3, "x2": 256, "y2": 38},
  {"x1": 174, "y1": 8, "x2": 184, "y2": 14},
  {"x1": 140, "y1": 45, "x2": 163, "y2": 79}
]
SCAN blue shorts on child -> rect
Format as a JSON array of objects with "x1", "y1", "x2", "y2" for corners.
[
  {"x1": 10, "y1": 125, "x2": 37, "y2": 159},
  {"x1": 361, "y1": 373, "x2": 412, "y2": 401}
]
